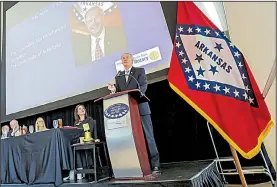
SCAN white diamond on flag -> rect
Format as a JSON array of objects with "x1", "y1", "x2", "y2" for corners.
[
  {"x1": 180, "y1": 34, "x2": 245, "y2": 89},
  {"x1": 174, "y1": 24, "x2": 257, "y2": 106}
]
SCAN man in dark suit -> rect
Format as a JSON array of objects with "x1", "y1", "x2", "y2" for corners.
[
  {"x1": 71, "y1": 7, "x2": 127, "y2": 65},
  {"x1": 108, "y1": 53, "x2": 161, "y2": 174}
]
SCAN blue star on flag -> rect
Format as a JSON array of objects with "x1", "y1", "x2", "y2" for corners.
[
  {"x1": 209, "y1": 65, "x2": 218, "y2": 75},
  {"x1": 196, "y1": 66, "x2": 205, "y2": 77},
  {"x1": 214, "y1": 42, "x2": 223, "y2": 52},
  {"x1": 195, "y1": 54, "x2": 204, "y2": 63}
]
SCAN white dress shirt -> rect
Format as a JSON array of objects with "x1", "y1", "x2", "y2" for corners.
[
  {"x1": 1, "y1": 133, "x2": 7, "y2": 139},
  {"x1": 90, "y1": 28, "x2": 105, "y2": 61},
  {"x1": 124, "y1": 67, "x2": 132, "y2": 82}
]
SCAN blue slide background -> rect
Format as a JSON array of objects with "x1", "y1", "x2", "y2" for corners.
[{"x1": 6, "y1": 2, "x2": 172, "y2": 115}]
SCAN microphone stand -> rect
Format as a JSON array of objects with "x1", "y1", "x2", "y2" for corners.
[{"x1": 114, "y1": 71, "x2": 144, "y2": 97}]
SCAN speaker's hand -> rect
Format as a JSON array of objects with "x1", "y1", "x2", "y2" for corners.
[{"x1": 108, "y1": 83, "x2": 116, "y2": 92}]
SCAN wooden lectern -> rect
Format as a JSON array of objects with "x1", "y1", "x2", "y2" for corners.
[{"x1": 94, "y1": 89, "x2": 151, "y2": 178}]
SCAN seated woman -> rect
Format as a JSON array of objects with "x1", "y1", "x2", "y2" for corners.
[
  {"x1": 74, "y1": 104, "x2": 97, "y2": 139},
  {"x1": 35, "y1": 117, "x2": 48, "y2": 132},
  {"x1": 70, "y1": 104, "x2": 98, "y2": 180}
]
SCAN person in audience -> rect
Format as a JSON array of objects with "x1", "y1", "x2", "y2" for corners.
[
  {"x1": 8, "y1": 119, "x2": 20, "y2": 137},
  {"x1": 35, "y1": 117, "x2": 48, "y2": 132},
  {"x1": 74, "y1": 104, "x2": 97, "y2": 139},
  {"x1": 1, "y1": 125, "x2": 10, "y2": 139},
  {"x1": 72, "y1": 104, "x2": 98, "y2": 180}
]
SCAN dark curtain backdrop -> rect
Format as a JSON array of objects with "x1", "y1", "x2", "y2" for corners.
[{"x1": 1, "y1": 102, "x2": 106, "y2": 142}]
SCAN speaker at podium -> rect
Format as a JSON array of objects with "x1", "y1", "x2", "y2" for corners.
[{"x1": 94, "y1": 89, "x2": 151, "y2": 178}]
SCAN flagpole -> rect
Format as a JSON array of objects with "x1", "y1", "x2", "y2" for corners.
[
  {"x1": 262, "y1": 57, "x2": 276, "y2": 99},
  {"x1": 222, "y1": 4, "x2": 248, "y2": 186},
  {"x1": 230, "y1": 145, "x2": 248, "y2": 187}
]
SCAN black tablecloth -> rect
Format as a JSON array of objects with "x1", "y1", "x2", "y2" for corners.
[{"x1": 1, "y1": 128, "x2": 83, "y2": 186}]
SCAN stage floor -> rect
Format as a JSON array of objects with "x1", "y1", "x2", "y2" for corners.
[{"x1": 2, "y1": 160, "x2": 224, "y2": 187}]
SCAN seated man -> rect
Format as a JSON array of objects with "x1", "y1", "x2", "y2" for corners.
[
  {"x1": 1, "y1": 125, "x2": 10, "y2": 139},
  {"x1": 8, "y1": 119, "x2": 20, "y2": 137}
]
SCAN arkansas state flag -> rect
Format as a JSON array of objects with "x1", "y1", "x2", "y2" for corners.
[{"x1": 168, "y1": 2, "x2": 274, "y2": 159}]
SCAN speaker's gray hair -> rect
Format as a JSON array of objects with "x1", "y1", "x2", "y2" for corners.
[{"x1": 121, "y1": 53, "x2": 133, "y2": 61}]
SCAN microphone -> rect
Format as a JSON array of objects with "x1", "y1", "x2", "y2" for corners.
[{"x1": 116, "y1": 70, "x2": 144, "y2": 97}]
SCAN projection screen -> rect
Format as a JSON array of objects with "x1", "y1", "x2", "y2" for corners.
[{"x1": 2, "y1": 2, "x2": 173, "y2": 121}]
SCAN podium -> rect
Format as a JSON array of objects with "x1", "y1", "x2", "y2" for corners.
[{"x1": 94, "y1": 89, "x2": 151, "y2": 178}]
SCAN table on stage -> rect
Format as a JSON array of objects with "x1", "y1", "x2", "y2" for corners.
[{"x1": 1, "y1": 128, "x2": 84, "y2": 186}]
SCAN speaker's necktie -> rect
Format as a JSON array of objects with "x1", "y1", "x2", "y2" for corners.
[
  {"x1": 125, "y1": 70, "x2": 130, "y2": 82},
  {"x1": 95, "y1": 38, "x2": 103, "y2": 60}
]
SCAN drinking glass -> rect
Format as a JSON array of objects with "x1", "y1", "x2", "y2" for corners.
[
  {"x1": 29, "y1": 125, "x2": 34, "y2": 133},
  {"x1": 23, "y1": 125, "x2": 27, "y2": 134},
  {"x1": 53, "y1": 120, "x2": 58, "y2": 129},
  {"x1": 58, "y1": 119, "x2": 63, "y2": 128}
]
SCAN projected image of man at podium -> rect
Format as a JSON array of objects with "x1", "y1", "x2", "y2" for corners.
[{"x1": 108, "y1": 53, "x2": 161, "y2": 174}]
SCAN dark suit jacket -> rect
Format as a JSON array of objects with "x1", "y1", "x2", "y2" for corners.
[
  {"x1": 7, "y1": 131, "x2": 12, "y2": 137},
  {"x1": 71, "y1": 26, "x2": 127, "y2": 65},
  {"x1": 7, "y1": 130, "x2": 19, "y2": 137},
  {"x1": 115, "y1": 67, "x2": 151, "y2": 115}
]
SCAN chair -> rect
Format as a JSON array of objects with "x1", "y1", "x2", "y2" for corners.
[{"x1": 72, "y1": 141, "x2": 111, "y2": 182}]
